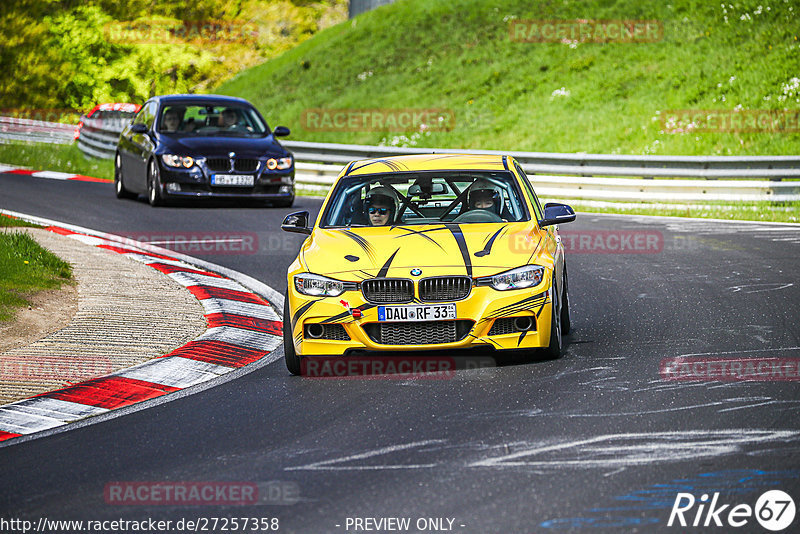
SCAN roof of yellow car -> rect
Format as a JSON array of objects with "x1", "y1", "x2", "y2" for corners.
[{"x1": 344, "y1": 153, "x2": 509, "y2": 176}]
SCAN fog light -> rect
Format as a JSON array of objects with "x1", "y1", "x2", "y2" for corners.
[
  {"x1": 280, "y1": 185, "x2": 292, "y2": 193},
  {"x1": 166, "y1": 183, "x2": 180, "y2": 192}
]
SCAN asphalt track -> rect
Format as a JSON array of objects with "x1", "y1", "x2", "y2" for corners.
[{"x1": 2, "y1": 172, "x2": 800, "y2": 533}]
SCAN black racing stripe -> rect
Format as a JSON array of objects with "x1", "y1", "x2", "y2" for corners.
[
  {"x1": 350, "y1": 158, "x2": 406, "y2": 173},
  {"x1": 393, "y1": 226, "x2": 446, "y2": 250},
  {"x1": 491, "y1": 291, "x2": 547, "y2": 318},
  {"x1": 536, "y1": 292, "x2": 550, "y2": 318},
  {"x1": 340, "y1": 229, "x2": 376, "y2": 261},
  {"x1": 474, "y1": 225, "x2": 507, "y2": 258},
  {"x1": 445, "y1": 224, "x2": 472, "y2": 277},
  {"x1": 525, "y1": 235, "x2": 543, "y2": 264},
  {"x1": 468, "y1": 333, "x2": 502, "y2": 349},
  {"x1": 517, "y1": 330, "x2": 529, "y2": 347},
  {"x1": 292, "y1": 299, "x2": 322, "y2": 325},
  {"x1": 377, "y1": 248, "x2": 401, "y2": 278}
]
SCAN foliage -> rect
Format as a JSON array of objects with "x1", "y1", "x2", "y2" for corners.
[
  {"x1": 218, "y1": 0, "x2": 800, "y2": 156},
  {"x1": 0, "y1": 0, "x2": 347, "y2": 113}
]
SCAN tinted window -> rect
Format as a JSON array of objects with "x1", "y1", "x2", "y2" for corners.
[{"x1": 157, "y1": 104, "x2": 267, "y2": 137}]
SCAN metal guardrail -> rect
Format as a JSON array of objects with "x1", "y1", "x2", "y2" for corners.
[
  {"x1": 2, "y1": 116, "x2": 797, "y2": 202},
  {"x1": 76, "y1": 116, "x2": 127, "y2": 159},
  {"x1": 294, "y1": 162, "x2": 800, "y2": 202},
  {"x1": 0, "y1": 116, "x2": 74, "y2": 145},
  {"x1": 282, "y1": 140, "x2": 800, "y2": 180}
]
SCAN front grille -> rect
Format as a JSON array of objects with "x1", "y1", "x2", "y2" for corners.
[
  {"x1": 363, "y1": 320, "x2": 473, "y2": 345},
  {"x1": 304, "y1": 323, "x2": 350, "y2": 341},
  {"x1": 207, "y1": 158, "x2": 230, "y2": 172},
  {"x1": 234, "y1": 158, "x2": 259, "y2": 172},
  {"x1": 362, "y1": 278, "x2": 413, "y2": 303},
  {"x1": 419, "y1": 276, "x2": 472, "y2": 302}
]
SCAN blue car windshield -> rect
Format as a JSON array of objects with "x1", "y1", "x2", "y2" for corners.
[
  {"x1": 158, "y1": 105, "x2": 268, "y2": 137},
  {"x1": 320, "y1": 171, "x2": 530, "y2": 228}
]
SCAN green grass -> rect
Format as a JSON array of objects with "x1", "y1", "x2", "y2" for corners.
[
  {"x1": 0, "y1": 142, "x2": 112, "y2": 181},
  {"x1": 0, "y1": 216, "x2": 41, "y2": 229},
  {"x1": 0, "y1": 228, "x2": 74, "y2": 321},
  {"x1": 217, "y1": 0, "x2": 799, "y2": 156}
]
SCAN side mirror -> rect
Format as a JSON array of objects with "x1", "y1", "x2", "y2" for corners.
[
  {"x1": 273, "y1": 126, "x2": 290, "y2": 137},
  {"x1": 281, "y1": 211, "x2": 312, "y2": 235},
  {"x1": 130, "y1": 123, "x2": 148, "y2": 134},
  {"x1": 540, "y1": 203, "x2": 576, "y2": 227}
]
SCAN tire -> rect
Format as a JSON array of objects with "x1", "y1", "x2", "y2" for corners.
[
  {"x1": 114, "y1": 153, "x2": 135, "y2": 199},
  {"x1": 147, "y1": 159, "x2": 164, "y2": 207},
  {"x1": 561, "y1": 266, "x2": 571, "y2": 335},
  {"x1": 283, "y1": 298, "x2": 302, "y2": 375},
  {"x1": 542, "y1": 276, "x2": 563, "y2": 360}
]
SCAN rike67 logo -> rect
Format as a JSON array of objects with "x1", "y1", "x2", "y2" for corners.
[{"x1": 668, "y1": 490, "x2": 795, "y2": 531}]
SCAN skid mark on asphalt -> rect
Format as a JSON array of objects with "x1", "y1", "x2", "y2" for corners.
[
  {"x1": 284, "y1": 430, "x2": 800, "y2": 472},
  {"x1": 469, "y1": 430, "x2": 800, "y2": 469}
]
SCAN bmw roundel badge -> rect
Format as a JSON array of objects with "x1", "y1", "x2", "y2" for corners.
[{"x1": 410, "y1": 268, "x2": 422, "y2": 276}]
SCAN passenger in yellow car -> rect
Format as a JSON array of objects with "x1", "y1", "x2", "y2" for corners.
[{"x1": 365, "y1": 186, "x2": 399, "y2": 226}]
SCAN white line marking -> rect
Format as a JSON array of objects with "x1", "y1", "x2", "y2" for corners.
[
  {"x1": 114, "y1": 356, "x2": 234, "y2": 389},
  {"x1": 167, "y1": 271, "x2": 249, "y2": 291},
  {"x1": 0, "y1": 398, "x2": 108, "y2": 434},
  {"x1": 677, "y1": 346, "x2": 800, "y2": 358},
  {"x1": 196, "y1": 326, "x2": 281, "y2": 351},
  {"x1": 200, "y1": 298, "x2": 280, "y2": 320}
]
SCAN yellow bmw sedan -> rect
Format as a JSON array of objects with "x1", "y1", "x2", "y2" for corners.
[{"x1": 280, "y1": 154, "x2": 576, "y2": 375}]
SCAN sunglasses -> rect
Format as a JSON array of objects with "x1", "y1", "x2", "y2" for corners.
[{"x1": 368, "y1": 207, "x2": 389, "y2": 215}]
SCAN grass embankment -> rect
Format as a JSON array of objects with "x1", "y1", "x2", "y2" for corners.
[
  {"x1": 0, "y1": 218, "x2": 74, "y2": 321},
  {"x1": 0, "y1": 142, "x2": 113, "y2": 181},
  {"x1": 218, "y1": 0, "x2": 798, "y2": 156}
]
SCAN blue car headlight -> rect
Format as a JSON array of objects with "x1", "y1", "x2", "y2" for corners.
[{"x1": 161, "y1": 154, "x2": 195, "y2": 168}]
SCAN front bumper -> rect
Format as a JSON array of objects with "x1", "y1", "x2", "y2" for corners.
[
  {"x1": 158, "y1": 163, "x2": 294, "y2": 199},
  {"x1": 287, "y1": 283, "x2": 554, "y2": 357}
]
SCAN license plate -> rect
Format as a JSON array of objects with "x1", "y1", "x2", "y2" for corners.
[
  {"x1": 211, "y1": 174, "x2": 254, "y2": 187},
  {"x1": 378, "y1": 304, "x2": 456, "y2": 322}
]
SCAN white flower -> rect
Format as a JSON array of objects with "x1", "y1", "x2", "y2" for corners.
[
  {"x1": 550, "y1": 87, "x2": 571, "y2": 99},
  {"x1": 357, "y1": 70, "x2": 373, "y2": 82}
]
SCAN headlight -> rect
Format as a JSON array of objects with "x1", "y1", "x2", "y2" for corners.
[
  {"x1": 266, "y1": 156, "x2": 292, "y2": 170},
  {"x1": 294, "y1": 273, "x2": 357, "y2": 297},
  {"x1": 478, "y1": 265, "x2": 544, "y2": 291},
  {"x1": 161, "y1": 154, "x2": 194, "y2": 168}
]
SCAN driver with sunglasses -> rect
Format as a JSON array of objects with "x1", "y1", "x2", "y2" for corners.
[{"x1": 364, "y1": 186, "x2": 399, "y2": 226}]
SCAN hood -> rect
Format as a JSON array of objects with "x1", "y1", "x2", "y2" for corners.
[
  {"x1": 159, "y1": 135, "x2": 286, "y2": 157},
  {"x1": 301, "y1": 222, "x2": 549, "y2": 280}
]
